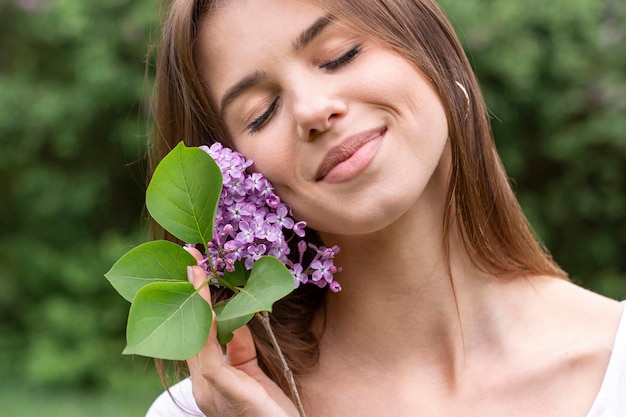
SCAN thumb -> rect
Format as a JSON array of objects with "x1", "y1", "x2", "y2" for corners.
[
  {"x1": 226, "y1": 323, "x2": 298, "y2": 415},
  {"x1": 226, "y1": 325, "x2": 257, "y2": 368}
]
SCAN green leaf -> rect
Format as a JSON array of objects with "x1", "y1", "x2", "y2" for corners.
[
  {"x1": 146, "y1": 141, "x2": 222, "y2": 245},
  {"x1": 217, "y1": 256, "x2": 294, "y2": 322},
  {"x1": 213, "y1": 303, "x2": 253, "y2": 345},
  {"x1": 221, "y1": 261, "x2": 248, "y2": 288},
  {"x1": 123, "y1": 281, "x2": 213, "y2": 360},
  {"x1": 105, "y1": 240, "x2": 197, "y2": 302}
]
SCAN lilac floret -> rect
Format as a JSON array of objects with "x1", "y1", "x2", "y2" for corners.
[{"x1": 196, "y1": 143, "x2": 341, "y2": 292}]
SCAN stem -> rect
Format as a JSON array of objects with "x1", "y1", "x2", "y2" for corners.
[
  {"x1": 202, "y1": 243, "x2": 216, "y2": 276},
  {"x1": 198, "y1": 245, "x2": 238, "y2": 292},
  {"x1": 256, "y1": 312, "x2": 307, "y2": 417}
]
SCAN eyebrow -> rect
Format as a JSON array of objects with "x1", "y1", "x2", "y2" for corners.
[
  {"x1": 219, "y1": 70, "x2": 266, "y2": 118},
  {"x1": 219, "y1": 14, "x2": 335, "y2": 117},
  {"x1": 293, "y1": 14, "x2": 334, "y2": 52}
]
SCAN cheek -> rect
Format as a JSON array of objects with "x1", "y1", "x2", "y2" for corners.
[
  {"x1": 233, "y1": 120, "x2": 305, "y2": 186},
  {"x1": 243, "y1": 146, "x2": 303, "y2": 207}
]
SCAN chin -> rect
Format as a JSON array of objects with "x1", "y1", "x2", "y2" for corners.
[{"x1": 308, "y1": 206, "x2": 408, "y2": 237}]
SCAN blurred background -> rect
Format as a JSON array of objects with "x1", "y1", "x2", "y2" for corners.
[{"x1": 0, "y1": 0, "x2": 624, "y2": 415}]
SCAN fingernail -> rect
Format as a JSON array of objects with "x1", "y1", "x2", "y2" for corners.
[{"x1": 187, "y1": 265, "x2": 194, "y2": 284}]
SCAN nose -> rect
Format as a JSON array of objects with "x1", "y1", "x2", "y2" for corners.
[{"x1": 291, "y1": 81, "x2": 347, "y2": 141}]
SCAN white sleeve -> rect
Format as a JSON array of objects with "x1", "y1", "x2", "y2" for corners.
[{"x1": 145, "y1": 378, "x2": 205, "y2": 417}]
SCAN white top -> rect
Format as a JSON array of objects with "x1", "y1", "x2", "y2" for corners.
[
  {"x1": 146, "y1": 377, "x2": 201, "y2": 417},
  {"x1": 586, "y1": 300, "x2": 626, "y2": 417},
  {"x1": 146, "y1": 301, "x2": 626, "y2": 417}
]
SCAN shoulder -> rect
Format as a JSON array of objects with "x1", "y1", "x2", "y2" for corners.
[
  {"x1": 145, "y1": 378, "x2": 205, "y2": 417},
  {"x1": 538, "y1": 277, "x2": 623, "y2": 340},
  {"x1": 541, "y1": 279, "x2": 623, "y2": 368},
  {"x1": 521, "y1": 278, "x2": 624, "y2": 414}
]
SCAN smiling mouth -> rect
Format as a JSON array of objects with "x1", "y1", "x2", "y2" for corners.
[{"x1": 315, "y1": 126, "x2": 387, "y2": 182}]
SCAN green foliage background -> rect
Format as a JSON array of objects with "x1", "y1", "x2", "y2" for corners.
[{"x1": 0, "y1": 0, "x2": 624, "y2": 413}]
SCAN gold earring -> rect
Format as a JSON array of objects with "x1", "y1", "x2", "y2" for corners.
[{"x1": 455, "y1": 81, "x2": 470, "y2": 120}]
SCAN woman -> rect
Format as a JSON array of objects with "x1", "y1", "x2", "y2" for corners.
[{"x1": 146, "y1": 0, "x2": 625, "y2": 416}]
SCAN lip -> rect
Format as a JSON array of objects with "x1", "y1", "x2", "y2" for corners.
[{"x1": 316, "y1": 126, "x2": 387, "y2": 183}]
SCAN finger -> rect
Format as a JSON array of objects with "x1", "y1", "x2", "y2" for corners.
[
  {"x1": 184, "y1": 245, "x2": 204, "y2": 262},
  {"x1": 187, "y1": 265, "x2": 211, "y2": 304},
  {"x1": 187, "y1": 315, "x2": 223, "y2": 378},
  {"x1": 186, "y1": 319, "x2": 226, "y2": 412},
  {"x1": 186, "y1": 264, "x2": 221, "y2": 378},
  {"x1": 185, "y1": 278, "x2": 225, "y2": 408}
]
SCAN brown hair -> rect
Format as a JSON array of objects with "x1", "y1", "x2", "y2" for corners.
[{"x1": 151, "y1": 0, "x2": 567, "y2": 394}]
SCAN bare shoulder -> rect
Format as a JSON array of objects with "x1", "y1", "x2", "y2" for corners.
[
  {"x1": 515, "y1": 277, "x2": 625, "y2": 415},
  {"x1": 550, "y1": 277, "x2": 621, "y2": 317},
  {"x1": 536, "y1": 277, "x2": 623, "y2": 346}
]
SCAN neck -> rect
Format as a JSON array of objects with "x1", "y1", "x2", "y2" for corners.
[{"x1": 315, "y1": 200, "x2": 542, "y2": 380}]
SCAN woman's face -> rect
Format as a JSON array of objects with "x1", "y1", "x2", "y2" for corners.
[{"x1": 196, "y1": 0, "x2": 449, "y2": 237}]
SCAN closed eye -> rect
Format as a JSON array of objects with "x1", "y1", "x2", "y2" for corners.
[
  {"x1": 247, "y1": 97, "x2": 279, "y2": 133},
  {"x1": 320, "y1": 45, "x2": 362, "y2": 70}
]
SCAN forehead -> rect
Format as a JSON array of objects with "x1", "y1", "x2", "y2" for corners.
[{"x1": 196, "y1": 0, "x2": 325, "y2": 104}]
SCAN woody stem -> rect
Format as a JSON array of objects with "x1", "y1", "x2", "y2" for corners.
[{"x1": 256, "y1": 312, "x2": 307, "y2": 417}]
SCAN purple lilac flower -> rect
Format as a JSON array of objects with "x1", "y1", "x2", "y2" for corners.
[{"x1": 196, "y1": 142, "x2": 342, "y2": 292}]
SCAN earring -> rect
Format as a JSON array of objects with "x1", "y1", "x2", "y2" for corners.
[{"x1": 455, "y1": 81, "x2": 470, "y2": 120}]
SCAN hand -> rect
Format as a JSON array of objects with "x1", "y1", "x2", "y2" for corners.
[{"x1": 185, "y1": 247, "x2": 300, "y2": 417}]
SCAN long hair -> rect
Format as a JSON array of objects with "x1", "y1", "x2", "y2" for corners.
[{"x1": 151, "y1": 0, "x2": 567, "y2": 394}]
